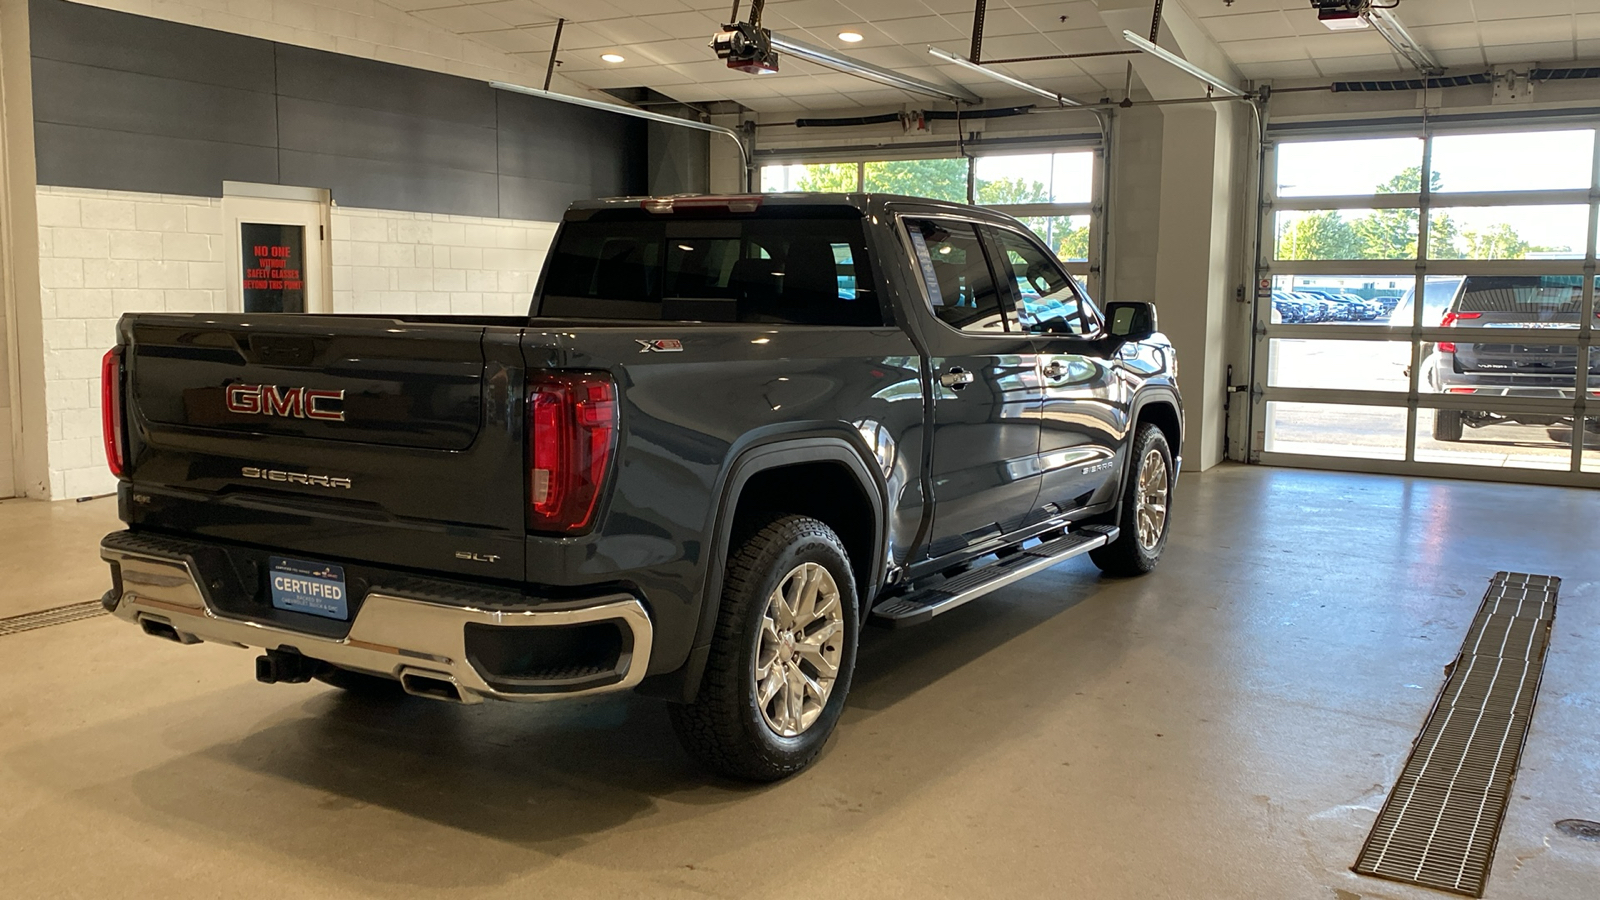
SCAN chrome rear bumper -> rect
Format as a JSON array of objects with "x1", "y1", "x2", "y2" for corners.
[{"x1": 101, "y1": 535, "x2": 653, "y2": 703}]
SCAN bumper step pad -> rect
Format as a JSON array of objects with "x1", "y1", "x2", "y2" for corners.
[
  {"x1": 869, "y1": 525, "x2": 1117, "y2": 628},
  {"x1": 1353, "y1": 571, "x2": 1561, "y2": 898}
]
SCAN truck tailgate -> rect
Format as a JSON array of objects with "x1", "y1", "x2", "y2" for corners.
[{"x1": 121, "y1": 314, "x2": 527, "y2": 579}]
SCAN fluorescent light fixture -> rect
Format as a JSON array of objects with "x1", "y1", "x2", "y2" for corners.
[
  {"x1": 490, "y1": 80, "x2": 749, "y2": 181},
  {"x1": 1367, "y1": 6, "x2": 1442, "y2": 75},
  {"x1": 768, "y1": 32, "x2": 981, "y2": 104},
  {"x1": 927, "y1": 46, "x2": 1081, "y2": 107},
  {"x1": 1122, "y1": 30, "x2": 1246, "y2": 98},
  {"x1": 600, "y1": 53, "x2": 625, "y2": 63},
  {"x1": 1321, "y1": 15, "x2": 1370, "y2": 31},
  {"x1": 838, "y1": 31, "x2": 864, "y2": 43}
]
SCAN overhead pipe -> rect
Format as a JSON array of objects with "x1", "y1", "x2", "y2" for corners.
[{"x1": 768, "y1": 32, "x2": 981, "y2": 104}]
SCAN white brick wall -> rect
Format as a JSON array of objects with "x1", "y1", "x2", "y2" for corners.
[
  {"x1": 35, "y1": 186, "x2": 227, "y2": 500},
  {"x1": 330, "y1": 207, "x2": 552, "y2": 316},
  {"x1": 35, "y1": 186, "x2": 557, "y2": 499}
]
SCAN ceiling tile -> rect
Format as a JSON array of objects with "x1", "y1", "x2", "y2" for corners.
[
  {"x1": 1409, "y1": 23, "x2": 1483, "y2": 52},
  {"x1": 1199, "y1": 11, "x2": 1296, "y2": 43},
  {"x1": 411, "y1": 5, "x2": 515, "y2": 33},
  {"x1": 1485, "y1": 41, "x2": 1579, "y2": 64}
]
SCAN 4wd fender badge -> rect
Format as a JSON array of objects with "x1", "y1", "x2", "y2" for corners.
[
  {"x1": 226, "y1": 384, "x2": 345, "y2": 421},
  {"x1": 636, "y1": 339, "x2": 683, "y2": 353}
]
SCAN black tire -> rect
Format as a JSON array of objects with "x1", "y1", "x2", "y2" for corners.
[
  {"x1": 1433, "y1": 410, "x2": 1464, "y2": 442},
  {"x1": 1089, "y1": 423, "x2": 1174, "y2": 577},
  {"x1": 316, "y1": 665, "x2": 407, "y2": 697},
  {"x1": 669, "y1": 514, "x2": 860, "y2": 782}
]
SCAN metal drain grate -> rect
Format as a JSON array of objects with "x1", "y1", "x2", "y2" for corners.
[
  {"x1": 1353, "y1": 571, "x2": 1560, "y2": 898},
  {"x1": 0, "y1": 600, "x2": 108, "y2": 636}
]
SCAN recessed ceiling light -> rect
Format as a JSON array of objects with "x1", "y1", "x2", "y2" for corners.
[
  {"x1": 838, "y1": 31, "x2": 864, "y2": 43},
  {"x1": 601, "y1": 53, "x2": 625, "y2": 63}
]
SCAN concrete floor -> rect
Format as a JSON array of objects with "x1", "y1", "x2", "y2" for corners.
[{"x1": 2, "y1": 465, "x2": 1597, "y2": 899}]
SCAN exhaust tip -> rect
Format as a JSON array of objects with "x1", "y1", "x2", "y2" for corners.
[
  {"x1": 400, "y1": 671, "x2": 465, "y2": 702},
  {"x1": 139, "y1": 616, "x2": 200, "y2": 644}
]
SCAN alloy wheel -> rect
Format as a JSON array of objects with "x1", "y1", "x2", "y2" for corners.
[
  {"x1": 1135, "y1": 447, "x2": 1170, "y2": 552},
  {"x1": 754, "y1": 562, "x2": 844, "y2": 737}
]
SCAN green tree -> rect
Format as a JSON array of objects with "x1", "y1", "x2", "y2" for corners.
[
  {"x1": 1350, "y1": 166, "x2": 1440, "y2": 259},
  {"x1": 863, "y1": 158, "x2": 970, "y2": 202},
  {"x1": 975, "y1": 176, "x2": 1049, "y2": 206},
  {"x1": 791, "y1": 163, "x2": 858, "y2": 193},
  {"x1": 1277, "y1": 210, "x2": 1363, "y2": 260},
  {"x1": 1056, "y1": 224, "x2": 1090, "y2": 262},
  {"x1": 1459, "y1": 223, "x2": 1537, "y2": 260}
]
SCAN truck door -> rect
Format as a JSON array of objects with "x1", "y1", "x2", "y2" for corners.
[
  {"x1": 983, "y1": 224, "x2": 1127, "y2": 511},
  {"x1": 901, "y1": 216, "x2": 1044, "y2": 559}
]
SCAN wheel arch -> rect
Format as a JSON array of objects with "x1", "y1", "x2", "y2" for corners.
[{"x1": 645, "y1": 427, "x2": 889, "y2": 703}]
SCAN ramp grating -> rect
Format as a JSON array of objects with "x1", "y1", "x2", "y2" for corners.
[
  {"x1": 0, "y1": 600, "x2": 108, "y2": 636},
  {"x1": 1352, "y1": 571, "x2": 1560, "y2": 898}
]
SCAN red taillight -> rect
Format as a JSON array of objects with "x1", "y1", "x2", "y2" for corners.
[
  {"x1": 101, "y1": 348, "x2": 126, "y2": 477},
  {"x1": 527, "y1": 372, "x2": 618, "y2": 534},
  {"x1": 1437, "y1": 311, "x2": 1481, "y2": 353}
]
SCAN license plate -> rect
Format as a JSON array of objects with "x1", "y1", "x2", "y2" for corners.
[{"x1": 269, "y1": 556, "x2": 349, "y2": 620}]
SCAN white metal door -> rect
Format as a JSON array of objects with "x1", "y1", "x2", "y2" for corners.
[{"x1": 221, "y1": 186, "x2": 331, "y2": 314}]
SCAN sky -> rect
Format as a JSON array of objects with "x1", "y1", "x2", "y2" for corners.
[{"x1": 1277, "y1": 129, "x2": 1598, "y2": 251}]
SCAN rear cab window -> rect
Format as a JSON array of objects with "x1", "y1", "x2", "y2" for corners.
[{"x1": 538, "y1": 208, "x2": 883, "y2": 326}]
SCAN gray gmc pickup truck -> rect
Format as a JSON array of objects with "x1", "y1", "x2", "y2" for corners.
[{"x1": 98, "y1": 193, "x2": 1183, "y2": 780}]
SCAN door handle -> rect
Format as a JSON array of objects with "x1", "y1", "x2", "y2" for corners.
[
  {"x1": 939, "y1": 367, "x2": 975, "y2": 390},
  {"x1": 1042, "y1": 360, "x2": 1064, "y2": 380}
]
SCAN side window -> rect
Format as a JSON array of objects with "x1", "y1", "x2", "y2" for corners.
[
  {"x1": 988, "y1": 227, "x2": 1099, "y2": 336},
  {"x1": 905, "y1": 218, "x2": 1009, "y2": 334}
]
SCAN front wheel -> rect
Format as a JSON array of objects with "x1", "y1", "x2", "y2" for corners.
[
  {"x1": 1090, "y1": 423, "x2": 1174, "y2": 577},
  {"x1": 669, "y1": 515, "x2": 860, "y2": 781}
]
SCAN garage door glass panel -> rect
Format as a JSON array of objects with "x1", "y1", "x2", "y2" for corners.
[
  {"x1": 974, "y1": 152, "x2": 1093, "y2": 205},
  {"x1": 1264, "y1": 402, "x2": 1407, "y2": 460},
  {"x1": 1275, "y1": 209, "x2": 1417, "y2": 260},
  {"x1": 1009, "y1": 214, "x2": 1091, "y2": 265},
  {"x1": 1433, "y1": 205, "x2": 1592, "y2": 259},
  {"x1": 1267, "y1": 339, "x2": 1411, "y2": 391},
  {"x1": 1270, "y1": 274, "x2": 1406, "y2": 325},
  {"x1": 1276, "y1": 137, "x2": 1423, "y2": 197},
  {"x1": 1415, "y1": 407, "x2": 1579, "y2": 471},
  {"x1": 1421, "y1": 341, "x2": 1584, "y2": 397},
  {"x1": 760, "y1": 163, "x2": 858, "y2": 192},
  {"x1": 1430, "y1": 130, "x2": 1597, "y2": 193},
  {"x1": 865, "y1": 159, "x2": 969, "y2": 202}
]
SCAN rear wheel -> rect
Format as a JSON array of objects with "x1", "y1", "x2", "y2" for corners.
[
  {"x1": 1434, "y1": 410, "x2": 1464, "y2": 442},
  {"x1": 1090, "y1": 424, "x2": 1174, "y2": 577},
  {"x1": 670, "y1": 514, "x2": 859, "y2": 782}
]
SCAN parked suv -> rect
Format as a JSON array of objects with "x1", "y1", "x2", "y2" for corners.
[{"x1": 1428, "y1": 274, "x2": 1599, "y2": 441}]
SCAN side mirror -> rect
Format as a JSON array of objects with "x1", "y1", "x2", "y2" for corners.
[{"x1": 1105, "y1": 301, "x2": 1157, "y2": 342}]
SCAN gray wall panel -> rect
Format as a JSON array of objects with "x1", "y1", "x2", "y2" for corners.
[
  {"x1": 29, "y1": 0, "x2": 646, "y2": 219},
  {"x1": 277, "y1": 97, "x2": 497, "y2": 173},
  {"x1": 32, "y1": 58, "x2": 277, "y2": 147},
  {"x1": 28, "y1": 0, "x2": 272, "y2": 91},
  {"x1": 497, "y1": 174, "x2": 610, "y2": 222},
  {"x1": 274, "y1": 44, "x2": 497, "y2": 128},
  {"x1": 34, "y1": 123, "x2": 278, "y2": 196},
  {"x1": 280, "y1": 150, "x2": 500, "y2": 218}
]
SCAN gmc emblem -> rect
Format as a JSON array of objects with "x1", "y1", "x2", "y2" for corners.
[{"x1": 225, "y1": 384, "x2": 345, "y2": 421}]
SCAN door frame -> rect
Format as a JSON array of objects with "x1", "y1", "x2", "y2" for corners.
[{"x1": 221, "y1": 182, "x2": 332, "y2": 314}]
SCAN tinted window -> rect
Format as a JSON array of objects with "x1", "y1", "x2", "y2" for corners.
[
  {"x1": 539, "y1": 213, "x2": 881, "y2": 325},
  {"x1": 1455, "y1": 275, "x2": 1593, "y2": 315},
  {"x1": 988, "y1": 227, "x2": 1099, "y2": 335},
  {"x1": 906, "y1": 219, "x2": 1007, "y2": 334}
]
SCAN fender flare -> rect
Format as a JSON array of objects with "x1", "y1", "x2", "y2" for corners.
[{"x1": 655, "y1": 429, "x2": 888, "y2": 703}]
